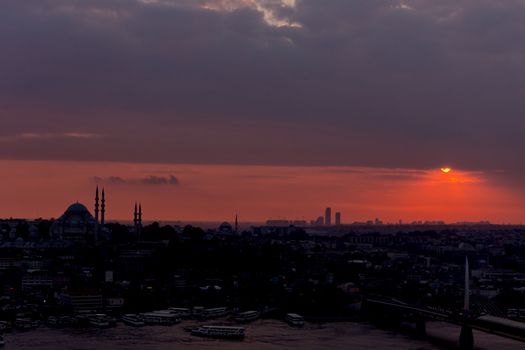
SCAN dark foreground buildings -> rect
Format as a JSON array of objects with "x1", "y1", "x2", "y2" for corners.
[{"x1": 0, "y1": 190, "x2": 524, "y2": 347}]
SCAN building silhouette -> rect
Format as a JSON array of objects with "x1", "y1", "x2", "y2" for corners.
[
  {"x1": 50, "y1": 187, "x2": 106, "y2": 243},
  {"x1": 325, "y1": 207, "x2": 332, "y2": 226},
  {"x1": 133, "y1": 203, "x2": 143, "y2": 239}
]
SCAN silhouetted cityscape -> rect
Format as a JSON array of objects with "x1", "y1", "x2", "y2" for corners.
[
  {"x1": 0, "y1": 188, "x2": 523, "y2": 348},
  {"x1": 4, "y1": 0, "x2": 525, "y2": 349}
]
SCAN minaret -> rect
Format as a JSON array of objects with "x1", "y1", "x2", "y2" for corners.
[
  {"x1": 94, "y1": 186, "x2": 100, "y2": 223},
  {"x1": 101, "y1": 188, "x2": 106, "y2": 226},
  {"x1": 138, "y1": 203, "x2": 143, "y2": 240},
  {"x1": 235, "y1": 214, "x2": 238, "y2": 234},
  {"x1": 133, "y1": 203, "x2": 138, "y2": 226},
  {"x1": 94, "y1": 186, "x2": 100, "y2": 242},
  {"x1": 464, "y1": 256, "x2": 470, "y2": 311},
  {"x1": 138, "y1": 203, "x2": 142, "y2": 226}
]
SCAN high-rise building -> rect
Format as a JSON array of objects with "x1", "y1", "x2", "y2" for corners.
[
  {"x1": 335, "y1": 212, "x2": 341, "y2": 225},
  {"x1": 325, "y1": 207, "x2": 332, "y2": 226},
  {"x1": 134, "y1": 202, "x2": 143, "y2": 239}
]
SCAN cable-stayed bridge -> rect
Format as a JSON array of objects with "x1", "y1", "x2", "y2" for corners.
[{"x1": 362, "y1": 258, "x2": 525, "y2": 349}]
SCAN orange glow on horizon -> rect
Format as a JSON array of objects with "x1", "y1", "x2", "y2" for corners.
[{"x1": 0, "y1": 160, "x2": 523, "y2": 224}]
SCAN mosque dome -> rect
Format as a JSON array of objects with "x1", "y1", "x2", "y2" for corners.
[
  {"x1": 50, "y1": 188, "x2": 109, "y2": 243},
  {"x1": 51, "y1": 201, "x2": 97, "y2": 242},
  {"x1": 218, "y1": 222, "x2": 233, "y2": 233},
  {"x1": 65, "y1": 202, "x2": 90, "y2": 214}
]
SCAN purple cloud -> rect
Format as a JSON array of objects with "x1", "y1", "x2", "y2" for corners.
[
  {"x1": 1, "y1": 0, "x2": 525, "y2": 185},
  {"x1": 94, "y1": 175, "x2": 180, "y2": 186}
]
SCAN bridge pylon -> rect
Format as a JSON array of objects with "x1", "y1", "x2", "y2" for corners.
[{"x1": 459, "y1": 256, "x2": 474, "y2": 350}]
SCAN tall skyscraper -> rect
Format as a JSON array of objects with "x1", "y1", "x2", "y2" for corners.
[
  {"x1": 325, "y1": 207, "x2": 332, "y2": 226},
  {"x1": 134, "y1": 202, "x2": 143, "y2": 240},
  {"x1": 335, "y1": 212, "x2": 341, "y2": 225}
]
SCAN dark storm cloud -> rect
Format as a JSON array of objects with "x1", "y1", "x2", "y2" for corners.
[
  {"x1": 141, "y1": 175, "x2": 180, "y2": 185},
  {"x1": 93, "y1": 175, "x2": 126, "y2": 184},
  {"x1": 2, "y1": 0, "x2": 525, "y2": 179},
  {"x1": 108, "y1": 176, "x2": 127, "y2": 184},
  {"x1": 93, "y1": 175, "x2": 180, "y2": 185}
]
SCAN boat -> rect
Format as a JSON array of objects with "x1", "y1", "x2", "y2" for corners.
[
  {"x1": 235, "y1": 310, "x2": 260, "y2": 323},
  {"x1": 519, "y1": 309, "x2": 525, "y2": 319},
  {"x1": 57, "y1": 316, "x2": 77, "y2": 327},
  {"x1": 284, "y1": 313, "x2": 305, "y2": 327},
  {"x1": 75, "y1": 315, "x2": 91, "y2": 327},
  {"x1": 191, "y1": 325, "x2": 245, "y2": 339},
  {"x1": 87, "y1": 315, "x2": 110, "y2": 328},
  {"x1": 192, "y1": 306, "x2": 205, "y2": 318},
  {"x1": 201, "y1": 307, "x2": 228, "y2": 319},
  {"x1": 141, "y1": 312, "x2": 180, "y2": 325},
  {"x1": 168, "y1": 308, "x2": 192, "y2": 318},
  {"x1": 14, "y1": 318, "x2": 38, "y2": 331},
  {"x1": 95, "y1": 314, "x2": 117, "y2": 327},
  {"x1": 0, "y1": 335, "x2": 5, "y2": 347},
  {"x1": 0, "y1": 321, "x2": 11, "y2": 333},
  {"x1": 46, "y1": 316, "x2": 59, "y2": 327},
  {"x1": 121, "y1": 314, "x2": 145, "y2": 327}
]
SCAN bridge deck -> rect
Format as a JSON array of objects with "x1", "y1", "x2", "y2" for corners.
[{"x1": 365, "y1": 298, "x2": 525, "y2": 343}]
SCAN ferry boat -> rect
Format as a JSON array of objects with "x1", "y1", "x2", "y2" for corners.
[
  {"x1": 57, "y1": 316, "x2": 77, "y2": 327},
  {"x1": 74, "y1": 315, "x2": 90, "y2": 327},
  {"x1": 141, "y1": 312, "x2": 180, "y2": 325},
  {"x1": 47, "y1": 316, "x2": 77, "y2": 328},
  {"x1": 519, "y1": 309, "x2": 525, "y2": 319},
  {"x1": 87, "y1": 315, "x2": 110, "y2": 328},
  {"x1": 95, "y1": 314, "x2": 117, "y2": 327},
  {"x1": 191, "y1": 325, "x2": 245, "y2": 339},
  {"x1": 75, "y1": 314, "x2": 94, "y2": 327},
  {"x1": 192, "y1": 306, "x2": 205, "y2": 318},
  {"x1": 121, "y1": 314, "x2": 145, "y2": 327},
  {"x1": 168, "y1": 308, "x2": 192, "y2": 318},
  {"x1": 284, "y1": 313, "x2": 305, "y2": 327},
  {"x1": 201, "y1": 307, "x2": 228, "y2": 319},
  {"x1": 46, "y1": 316, "x2": 59, "y2": 327},
  {"x1": 235, "y1": 310, "x2": 260, "y2": 323},
  {"x1": 0, "y1": 321, "x2": 11, "y2": 332},
  {"x1": 14, "y1": 318, "x2": 39, "y2": 331}
]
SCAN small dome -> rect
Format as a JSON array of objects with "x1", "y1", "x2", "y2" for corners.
[
  {"x1": 65, "y1": 202, "x2": 90, "y2": 214},
  {"x1": 218, "y1": 222, "x2": 233, "y2": 233}
]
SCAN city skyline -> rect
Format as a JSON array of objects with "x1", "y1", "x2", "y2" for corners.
[{"x1": 2, "y1": 1, "x2": 525, "y2": 348}]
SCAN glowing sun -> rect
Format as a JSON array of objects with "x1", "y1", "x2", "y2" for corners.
[{"x1": 440, "y1": 167, "x2": 452, "y2": 173}]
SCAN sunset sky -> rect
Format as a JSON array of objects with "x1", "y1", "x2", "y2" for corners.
[{"x1": 2, "y1": 0, "x2": 525, "y2": 223}]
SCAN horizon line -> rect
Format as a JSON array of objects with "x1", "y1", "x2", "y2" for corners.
[{"x1": 1, "y1": 217, "x2": 523, "y2": 226}]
